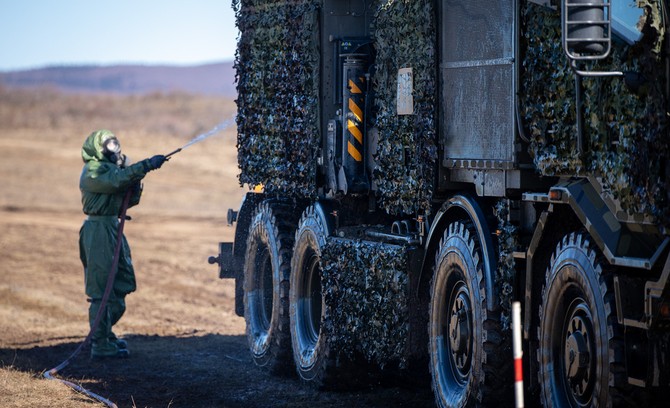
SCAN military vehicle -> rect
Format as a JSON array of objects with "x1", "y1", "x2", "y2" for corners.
[{"x1": 210, "y1": 0, "x2": 670, "y2": 405}]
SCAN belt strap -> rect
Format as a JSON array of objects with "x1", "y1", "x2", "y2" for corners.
[{"x1": 86, "y1": 215, "x2": 118, "y2": 221}]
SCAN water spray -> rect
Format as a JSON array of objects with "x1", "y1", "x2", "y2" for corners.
[{"x1": 165, "y1": 116, "x2": 235, "y2": 159}]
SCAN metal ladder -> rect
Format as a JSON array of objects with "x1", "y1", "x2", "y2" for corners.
[{"x1": 562, "y1": 0, "x2": 612, "y2": 60}]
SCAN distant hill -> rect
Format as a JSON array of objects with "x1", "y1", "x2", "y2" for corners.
[{"x1": 0, "y1": 62, "x2": 236, "y2": 97}]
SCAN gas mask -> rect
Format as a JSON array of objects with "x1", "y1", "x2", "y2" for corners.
[{"x1": 102, "y1": 137, "x2": 125, "y2": 167}]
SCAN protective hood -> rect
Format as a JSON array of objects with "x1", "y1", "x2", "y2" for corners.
[{"x1": 81, "y1": 129, "x2": 116, "y2": 163}]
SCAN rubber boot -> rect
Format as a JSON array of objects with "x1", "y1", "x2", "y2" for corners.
[
  {"x1": 89, "y1": 300, "x2": 129, "y2": 359},
  {"x1": 91, "y1": 339, "x2": 129, "y2": 359},
  {"x1": 108, "y1": 297, "x2": 126, "y2": 326},
  {"x1": 109, "y1": 332, "x2": 128, "y2": 350},
  {"x1": 108, "y1": 297, "x2": 128, "y2": 350}
]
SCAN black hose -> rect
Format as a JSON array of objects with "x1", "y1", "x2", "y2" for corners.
[{"x1": 43, "y1": 188, "x2": 133, "y2": 408}]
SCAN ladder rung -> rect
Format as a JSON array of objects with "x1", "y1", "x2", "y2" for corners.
[
  {"x1": 566, "y1": 38, "x2": 610, "y2": 43},
  {"x1": 565, "y1": 1, "x2": 609, "y2": 6},
  {"x1": 566, "y1": 20, "x2": 610, "y2": 25}
]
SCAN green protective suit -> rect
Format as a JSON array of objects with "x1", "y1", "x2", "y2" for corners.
[{"x1": 78, "y1": 129, "x2": 154, "y2": 357}]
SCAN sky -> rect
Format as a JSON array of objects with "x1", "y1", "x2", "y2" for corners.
[{"x1": 0, "y1": 1, "x2": 238, "y2": 72}]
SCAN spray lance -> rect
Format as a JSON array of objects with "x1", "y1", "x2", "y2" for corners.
[{"x1": 165, "y1": 147, "x2": 182, "y2": 158}]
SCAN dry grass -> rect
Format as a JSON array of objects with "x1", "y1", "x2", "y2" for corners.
[{"x1": 0, "y1": 366, "x2": 106, "y2": 407}]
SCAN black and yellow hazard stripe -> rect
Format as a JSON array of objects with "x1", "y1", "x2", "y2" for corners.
[{"x1": 346, "y1": 77, "x2": 365, "y2": 162}]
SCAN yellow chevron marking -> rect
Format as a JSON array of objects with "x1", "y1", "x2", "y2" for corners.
[
  {"x1": 348, "y1": 141, "x2": 362, "y2": 162},
  {"x1": 348, "y1": 79, "x2": 362, "y2": 94},
  {"x1": 347, "y1": 119, "x2": 363, "y2": 143},
  {"x1": 349, "y1": 99, "x2": 363, "y2": 122}
]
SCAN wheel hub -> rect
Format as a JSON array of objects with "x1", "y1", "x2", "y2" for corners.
[
  {"x1": 251, "y1": 246, "x2": 273, "y2": 335},
  {"x1": 563, "y1": 304, "x2": 594, "y2": 402},
  {"x1": 449, "y1": 287, "x2": 472, "y2": 377},
  {"x1": 295, "y1": 248, "x2": 322, "y2": 368}
]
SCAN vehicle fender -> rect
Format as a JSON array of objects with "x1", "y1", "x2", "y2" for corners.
[
  {"x1": 419, "y1": 194, "x2": 498, "y2": 311},
  {"x1": 232, "y1": 192, "x2": 267, "y2": 263},
  {"x1": 309, "y1": 200, "x2": 336, "y2": 238}
]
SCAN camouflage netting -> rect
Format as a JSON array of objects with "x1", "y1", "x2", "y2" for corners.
[
  {"x1": 321, "y1": 238, "x2": 410, "y2": 368},
  {"x1": 521, "y1": 1, "x2": 669, "y2": 224},
  {"x1": 372, "y1": 0, "x2": 438, "y2": 215},
  {"x1": 494, "y1": 200, "x2": 518, "y2": 331},
  {"x1": 234, "y1": 0, "x2": 320, "y2": 197}
]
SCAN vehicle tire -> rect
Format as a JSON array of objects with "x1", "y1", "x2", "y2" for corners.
[
  {"x1": 429, "y1": 221, "x2": 511, "y2": 407},
  {"x1": 289, "y1": 205, "x2": 334, "y2": 387},
  {"x1": 537, "y1": 232, "x2": 628, "y2": 407},
  {"x1": 243, "y1": 201, "x2": 297, "y2": 374}
]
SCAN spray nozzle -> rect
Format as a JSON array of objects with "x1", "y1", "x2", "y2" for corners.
[{"x1": 165, "y1": 148, "x2": 182, "y2": 160}]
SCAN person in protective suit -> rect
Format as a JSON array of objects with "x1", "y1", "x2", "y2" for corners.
[{"x1": 79, "y1": 129, "x2": 166, "y2": 359}]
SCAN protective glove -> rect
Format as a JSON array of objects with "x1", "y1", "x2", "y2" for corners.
[{"x1": 146, "y1": 155, "x2": 166, "y2": 171}]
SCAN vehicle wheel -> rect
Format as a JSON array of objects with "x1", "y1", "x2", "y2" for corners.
[
  {"x1": 429, "y1": 221, "x2": 511, "y2": 407},
  {"x1": 537, "y1": 232, "x2": 628, "y2": 407},
  {"x1": 243, "y1": 201, "x2": 297, "y2": 374},
  {"x1": 290, "y1": 206, "x2": 333, "y2": 386}
]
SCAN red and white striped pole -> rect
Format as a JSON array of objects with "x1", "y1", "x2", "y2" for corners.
[{"x1": 512, "y1": 301, "x2": 524, "y2": 408}]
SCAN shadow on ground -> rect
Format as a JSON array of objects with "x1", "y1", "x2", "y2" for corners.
[{"x1": 1, "y1": 333, "x2": 434, "y2": 408}]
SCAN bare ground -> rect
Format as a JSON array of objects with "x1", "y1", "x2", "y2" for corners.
[{"x1": 0, "y1": 87, "x2": 433, "y2": 407}]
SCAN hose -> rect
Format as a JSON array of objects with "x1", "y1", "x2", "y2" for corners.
[{"x1": 43, "y1": 188, "x2": 133, "y2": 408}]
